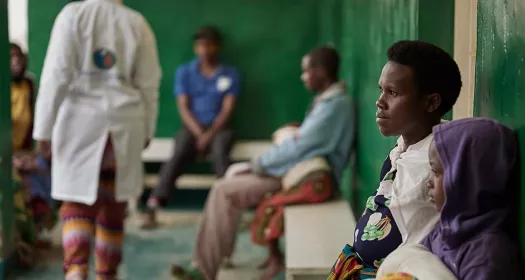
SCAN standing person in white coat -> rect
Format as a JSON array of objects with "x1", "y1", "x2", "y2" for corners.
[{"x1": 32, "y1": 0, "x2": 161, "y2": 279}]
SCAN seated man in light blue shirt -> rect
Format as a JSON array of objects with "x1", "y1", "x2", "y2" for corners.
[
  {"x1": 171, "y1": 46, "x2": 354, "y2": 280},
  {"x1": 142, "y1": 25, "x2": 240, "y2": 227}
]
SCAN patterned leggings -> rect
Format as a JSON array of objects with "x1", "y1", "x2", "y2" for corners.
[{"x1": 60, "y1": 180, "x2": 127, "y2": 280}]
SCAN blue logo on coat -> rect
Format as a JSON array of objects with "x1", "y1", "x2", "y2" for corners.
[{"x1": 93, "y1": 48, "x2": 117, "y2": 70}]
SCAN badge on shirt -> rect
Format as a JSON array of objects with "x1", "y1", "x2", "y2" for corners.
[
  {"x1": 217, "y1": 76, "x2": 232, "y2": 92},
  {"x1": 93, "y1": 48, "x2": 117, "y2": 70}
]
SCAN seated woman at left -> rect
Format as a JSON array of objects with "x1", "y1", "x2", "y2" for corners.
[{"x1": 10, "y1": 43, "x2": 57, "y2": 267}]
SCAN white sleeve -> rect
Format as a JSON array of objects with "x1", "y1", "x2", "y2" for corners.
[
  {"x1": 33, "y1": 6, "x2": 77, "y2": 141},
  {"x1": 133, "y1": 17, "x2": 162, "y2": 139}
]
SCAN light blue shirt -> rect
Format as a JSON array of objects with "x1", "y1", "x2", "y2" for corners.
[{"x1": 256, "y1": 84, "x2": 354, "y2": 185}]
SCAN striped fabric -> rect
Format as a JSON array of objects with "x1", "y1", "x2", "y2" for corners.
[{"x1": 60, "y1": 140, "x2": 127, "y2": 280}]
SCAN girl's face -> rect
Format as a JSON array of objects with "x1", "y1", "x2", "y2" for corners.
[{"x1": 427, "y1": 140, "x2": 446, "y2": 211}]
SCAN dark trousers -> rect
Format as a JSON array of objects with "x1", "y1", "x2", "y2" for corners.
[{"x1": 152, "y1": 126, "x2": 235, "y2": 199}]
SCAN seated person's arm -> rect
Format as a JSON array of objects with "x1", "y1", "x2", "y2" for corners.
[
  {"x1": 175, "y1": 67, "x2": 203, "y2": 137},
  {"x1": 208, "y1": 70, "x2": 240, "y2": 136},
  {"x1": 253, "y1": 99, "x2": 349, "y2": 176},
  {"x1": 177, "y1": 95, "x2": 203, "y2": 137}
]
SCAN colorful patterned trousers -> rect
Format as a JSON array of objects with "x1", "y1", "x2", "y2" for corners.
[{"x1": 60, "y1": 179, "x2": 126, "y2": 280}]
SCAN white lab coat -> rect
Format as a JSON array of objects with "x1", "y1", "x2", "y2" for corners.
[{"x1": 33, "y1": 0, "x2": 161, "y2": 205}]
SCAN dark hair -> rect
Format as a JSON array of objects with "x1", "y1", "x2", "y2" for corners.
[
  {"x1": 10, "y1": 43, "x2": 23, "y2": 54},
  {"x1": 193, "y1": 25, "x2": 222, "y2": 45},
  {"x1": 308, "y1": 46, "x2": 340, "y2": 80},
  {"x1": 387, "y1": 40, "x2": 462, "y2": 115}
]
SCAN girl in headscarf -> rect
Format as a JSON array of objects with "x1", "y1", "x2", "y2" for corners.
[{"x1": 424, "y1": 118, "x2": 522, "y2": 279}]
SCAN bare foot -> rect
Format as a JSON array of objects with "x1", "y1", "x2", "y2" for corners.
[
  {"x1": 259, "y1": 257, "x2": 285, "y2": 280},
  {"x1": 256, "y1": 256, "x2": 271, "y2": 270}
]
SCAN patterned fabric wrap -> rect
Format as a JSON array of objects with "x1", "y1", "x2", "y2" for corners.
[
  {"x1": 327, "y1": 244, "x2": 377, "y2": 280},
  {"x1": 61, "y1": 139, "x2": 127, "y2": 280},
  {"x1": 12, "y1": 154, "x2": 56, "y2": 245},
  {"x1": 250, "y1": 170, "x2": 334, "y2": 246},
  {"x1": 13, "y1": 182, "x2": 37, "y2": 245},
  {"x1": 378, "y1": 273, "x2": 418, "y2": 280}
]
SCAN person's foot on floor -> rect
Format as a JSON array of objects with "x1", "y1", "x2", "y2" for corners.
[
  {"x1": 259, "y1": 255, "x2": 285, "y2": 280},
  {"x1": 221, "y1": 257, "x2": 235, "y2": 269},
  {"x1": 171, "y1": 264, "x2": 203, "y2": 280},
  {"x1": 139, "y1": 207, "x2": 158, "y2": 229},
  {"x1": 256, "y1": 255, "x2": 271, "y2": 270}
]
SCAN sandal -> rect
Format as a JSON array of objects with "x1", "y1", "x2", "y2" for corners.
[{"x1": 171, "y1": 264, "x2": 203, "y2": 280}]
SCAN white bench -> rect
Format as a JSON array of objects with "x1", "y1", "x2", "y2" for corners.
[
  {"x1": 285, "y1": 199, "x2": 356, "y2": 280},
  {"x1": 141, "y1": 138, "x2": 272, "y2": 189}
]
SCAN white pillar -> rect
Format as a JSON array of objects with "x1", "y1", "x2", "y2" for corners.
[
  {"x1": 8, "y1": 0, "x2": 28, "y2": 52},
  {"x1": 452, "y1": 0, "x2": 478, "y2": 119}
]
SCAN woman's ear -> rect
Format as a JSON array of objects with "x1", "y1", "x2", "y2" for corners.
[{"x1": 426, "y1": 93, "x2": 441, "y2": 113}]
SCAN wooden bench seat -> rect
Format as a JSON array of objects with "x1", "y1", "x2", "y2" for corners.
[
  {"x1": 284, "y1": 199, "x2": 356, "y2": 280},
  {"x1": 141, "y1": 138, "x2": 272, "y2": 189},
  {"x1": 142, "y1": 139, "x2": 272, "y2": 162}
]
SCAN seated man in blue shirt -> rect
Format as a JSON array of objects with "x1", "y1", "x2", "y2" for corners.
[
  {"x1": 142, "y1": 25, "x2": 240, "y2": 228},
  {"x1": 171, "y1": 46, "x2": 354, "y2": 280}
]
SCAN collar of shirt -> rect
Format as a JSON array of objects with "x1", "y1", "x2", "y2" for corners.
[
  {"x1": 314, "y1": 80, "x2": 346, "y2": 103},
  {"x1": 89, "y1": 0, "x2": 120, "y2": 3},
  {"x1": 394, "y1": 119, "x2": 449, "y2": 154},
  {"x1": 190, "y1": 58, "x2": 225, "y2": 79}
]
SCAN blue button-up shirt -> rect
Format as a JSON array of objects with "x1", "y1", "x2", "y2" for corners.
[
  {"x1": 256, "y1": 82, "x2": 354, "y2": 184},
  {"x1": 174, "y1": 59, "x2": 240, "y2": 125}
]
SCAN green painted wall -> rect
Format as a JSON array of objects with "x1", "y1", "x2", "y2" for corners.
[
  {"x1": 340, "y1": 0, "x2": 454, "y2": 210},
  {"x1": 474, "y1": 0, "x2": 525, "y2": 260},
  {"x1": 0, "y1": 0, "x2": 14, "y2": 268},
  {"x1": 26, "y1": 0, "x2": 455, "y2": 208},
  {"x1": 29, "y1": 0, "x2": 343, "y2": 140}
]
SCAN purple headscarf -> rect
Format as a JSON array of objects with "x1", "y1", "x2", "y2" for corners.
[{"x1": 423, "y1": 118, "x2": 522, "y2": 280}]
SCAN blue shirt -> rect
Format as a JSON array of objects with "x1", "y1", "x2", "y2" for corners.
[
  {"x1": 174, "y1": 59, "x2": 240, "y2": 125},
  {"x1": 256, "y1": 85, "x2": 354, "y2": 185}
]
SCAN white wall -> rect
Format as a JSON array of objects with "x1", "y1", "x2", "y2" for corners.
[{"x1": 8, "y1": 0, "x2": 28, "y2": 52}]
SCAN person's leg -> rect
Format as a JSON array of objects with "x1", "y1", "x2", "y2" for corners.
[
  {"x1": 61, "y1": 201, "x2": 98, "y2": 280},
  {"x1": 209, "y1": 128, "x2": 235, "y2": 266},
  {"x1": 153, "y1": 127, "x2": 197, "y2": 200},
  {"x1": 209, "y1": 128, "x2": 235, "y2": 177},
  {"x1": 172, "y1": 174, "x2": 282, "y2": 280},
  {"x1": 259, "y1": 239, "x2": 284, "y2": 280},
  {"x1": 141, "y1": 127, "x2": 197, "y2": 228},
  {"x1": 94, "y1": 181, "x2": 127, "y2": 280},
  {"x1": 251, "y1": 171, "x2": 334, "y2": 278}
]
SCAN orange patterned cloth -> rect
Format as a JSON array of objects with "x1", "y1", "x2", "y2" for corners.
[{"x1": 250, "y1": 171, "x2": 334, "y2": 246}]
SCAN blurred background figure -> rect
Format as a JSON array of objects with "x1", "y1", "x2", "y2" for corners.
[{"x1": 31, "y1": 0, "x2": 161, "y2": 278}]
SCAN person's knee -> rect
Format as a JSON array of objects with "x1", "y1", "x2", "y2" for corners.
[
  {"x1": 211, "y1": 178, "x2": 238, "y2": 203},
  {"x1": 174, "y1": 128, "x2": 197, "y2": 154},
  {"x1": 211, "y1": 178, "x2": 227, "y2": 191},
  {"x1": 211, "y1": 130, "x2": 234, "y2": 155}
]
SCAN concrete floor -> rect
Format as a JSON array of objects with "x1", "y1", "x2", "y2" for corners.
[{"x1": 10, "y1": 210, "x2": 285, "y2": 280}]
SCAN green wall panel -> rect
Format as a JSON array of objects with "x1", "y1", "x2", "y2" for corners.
[
  {"x1": 125, "y1": 0, "x2": 332, "y2": 139},
  {"x1": 474, "y1": 0, "x2": 525, "y2": 260},
  {"x1": 0, "y1": 0, "x2": 14, "y2": 265},
  {"x1": 28, "y1": 0, "x2": 341, "y2": 140},
  {"x1": 341, "y1": 0, "x2": 454, "y2": 210},
  {"x1": 27, "y1": 0, "x2": 69, "y2": 86}
]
